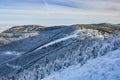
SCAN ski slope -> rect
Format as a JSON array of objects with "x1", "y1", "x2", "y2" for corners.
[
  {"x1": 35, "y1": 30, "x2": 82, "y2": 51},
  {"x1": 42, "y1": 49, "x2": 120, "y2": 80}
]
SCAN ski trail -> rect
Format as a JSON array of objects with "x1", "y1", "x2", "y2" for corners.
[{"x1": 35, "y1": 30, "x2": 82, "y2": 51}]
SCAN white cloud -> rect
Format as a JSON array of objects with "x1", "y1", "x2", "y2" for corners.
[
  {"x1": 0, "y1": 0, "x2": 120, "y2": 27},
  {"x1": 48, "y1": 0, "x2": 120, "y2": 11}
]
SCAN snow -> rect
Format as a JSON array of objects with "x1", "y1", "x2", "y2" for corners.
[
  {"x1": 35, "y1": 30, "x2": 82, "y2": 50},
  {"x1": 6, "y1": 63, "x2": 21, "y2": 69},
  {"x1": 1, "y1": 28, "x2": 120, "y2": 80},
  {"x1": 3, "y1": 51, "x2": 23, "y2": 55},
  {"x1": 42, "y1": 49, "x2": 120, "y2": 80}
]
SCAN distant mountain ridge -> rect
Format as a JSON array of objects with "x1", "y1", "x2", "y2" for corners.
[
  {"x1": 1, "y1": 23, "x2": 119, "y2": 34},
  {"x1": 0, "y1": 23, "x2": 120, "y2": 48},
  {"x1": 3, "y1": 25, "x2": 45, "y2": 33}
]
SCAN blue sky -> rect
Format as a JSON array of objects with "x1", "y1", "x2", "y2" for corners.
[{"x1": 0, "y1": 0, "x2": 120, "y2": 31}]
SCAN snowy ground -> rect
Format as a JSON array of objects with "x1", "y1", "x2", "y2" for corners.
[{"x1": 42, "y1": 49, "x2": 120, "y2": 80}]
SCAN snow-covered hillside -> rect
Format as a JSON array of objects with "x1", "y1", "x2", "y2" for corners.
[
  {"x1": 8, "y1": 34, "x2": 119, "y2": 80},
  {"x1": 0, "y1": 24, "x2": 120, "y2": 80},
  {"x1": 42, "y1": 49, "x2": 120, "y2": 80}
]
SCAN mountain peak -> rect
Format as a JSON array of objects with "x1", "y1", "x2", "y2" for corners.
[
  {"x1": 3, "y1": 25, "x2": 46, "y2": 33},
  {"x1": 91, "y1": 23, "x2": 116, "y2": 26}
]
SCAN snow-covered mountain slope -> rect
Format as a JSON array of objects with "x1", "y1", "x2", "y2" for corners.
[
  {"x1": 42, "y1": 49, "x2": 120, "y2": 80},
  {"x1": 0, "y1": 25, "x2": 75, "y2": 52},
  {"x1": 0, "y1": 29, "x2": 81, "y2": 76},
  {"x1": 0, "y1": 25, "x2": 45, "y2": 46},
  {"x1": 0, "y1": 23, "x2": 120, "y2": 80},
  {"x1": 0, "y1": 25, "x2": 75, "y2": 64}
]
